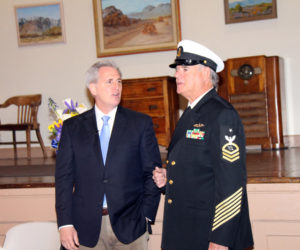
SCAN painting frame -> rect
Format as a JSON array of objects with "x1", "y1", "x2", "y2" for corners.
[
  {"x1": 224, "y1": 0, "x2": 277, "y2": 24},
  {"x1": 14, "y1": 2, "x2": 66, "y2": 46},
  {"x1": 92, "y1": 0, "x2": 181, "y2": 57}
]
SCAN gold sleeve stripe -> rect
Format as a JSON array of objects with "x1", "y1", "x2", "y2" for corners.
[
  {"x1": 212, "y1": 207, "x2": 241, "y2": 231},
  {"x1": 214, "y1": 195, "x2": 241, "y2": 220},
  {"x1": 216, "y1": 187, "x2": 243, "y2": 209},
  {"x1": 215, "y1": 188, "x2": 242, "y2": 214},
  {"x1": 213, "y1": 196, "x2": 241, "y2": 227},
  {"x1": 213, "y1": 204, "x2": 241, "y2": 230},
  {"x1": 211, "y1": 187, "x2": 243, "y2": 231}
]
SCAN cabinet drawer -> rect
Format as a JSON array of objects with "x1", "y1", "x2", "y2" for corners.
[
  {"x1": 121, "y1": 98, "x2": 165, "y2": 116},
  {"x1": 121, "y1": 76, "x2": 179, "y2": 147},
  {"x1": 152, "y1": 116, "x2": 166, "y2": 134},
  {"x1": 122, "y1": 81, "x2": 163, "y2": 98}
]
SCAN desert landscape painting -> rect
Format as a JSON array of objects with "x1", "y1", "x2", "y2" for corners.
[
  {"x1": 100, "y1": 0, "x2": 176, "y2": 49},
  {"x1": 225, "y1": 0, "x2": 277, "y2": 23},
  {"x1": 15, "y1": 3, "x2": 65, "y2": 46}
]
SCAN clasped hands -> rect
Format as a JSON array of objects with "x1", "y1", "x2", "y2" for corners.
[{"x1": 152, "y1": 167, "x2": 167, "y2": 188}]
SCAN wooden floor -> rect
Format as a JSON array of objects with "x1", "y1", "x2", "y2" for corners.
[{"x1": 0, "y1": 147, "x2": 300, "y2": 188}]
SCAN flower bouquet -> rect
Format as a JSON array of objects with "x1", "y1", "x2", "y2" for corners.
[{"x1": 48, "y1": 98, "x2": 87, "y2": 149}]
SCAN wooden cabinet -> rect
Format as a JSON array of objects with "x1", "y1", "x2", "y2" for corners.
[
  {"x1": 121, "y1": 76, "x2": 179, "y2": 147},
  {"x1": 218, "y1": 55, "x2": 285, "y2": 150}
]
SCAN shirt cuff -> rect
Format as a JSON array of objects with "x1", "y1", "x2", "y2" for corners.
[{"x1": 58, "y1": 224, "x2": 74, "y2": 230}]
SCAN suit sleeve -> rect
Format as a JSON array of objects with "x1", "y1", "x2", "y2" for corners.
[
  {"x1": 55, "y1": 121, "x2": 75, "y2": 227},
  {"x1": 140, "y1": 116, "x2": 162, "y2": 222},
  {"x1": 209, "y1": 108, "x2": 247, "y2": 247}
]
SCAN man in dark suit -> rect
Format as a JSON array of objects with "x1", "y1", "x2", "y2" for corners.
[
  {"x1": 55, "y1": 60, "x2": 161, "y2": 250},
  {"x1": 153, "y1": 40, "x2": 254, "y2": 250}
]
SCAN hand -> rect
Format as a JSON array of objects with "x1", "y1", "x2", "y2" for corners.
[
  {"x1": 152, "y1": 167, "x2": 167, "y2": 188},
  {"x1": 208, "y1": 242, "x2": 228, "y2": 250},
  {"x1": 60, "y1": 226, "x2": 79, "y2": 250}
]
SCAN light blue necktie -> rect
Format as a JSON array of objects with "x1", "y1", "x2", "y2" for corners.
[
  {"x1": 100, "y1": 116, "x2": 110, "y2": 164},
  {"x1": 100, "y1": 115, "x2": 110, "y2": 208}
]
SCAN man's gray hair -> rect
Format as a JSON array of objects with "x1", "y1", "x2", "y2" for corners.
[
  {"x1": 210, "y1": 69, "x2": 219, "y2": 88},
  {"x1": 198, "y1": 64, "x2": 219, "y2": 88},
  {"x1": 85, "y1": 60, "x2": 122, "y2": 87}
]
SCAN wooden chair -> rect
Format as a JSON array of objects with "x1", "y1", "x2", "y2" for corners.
[{"x1": 0, "y1": 94, "x2": 47, "y2": 159}]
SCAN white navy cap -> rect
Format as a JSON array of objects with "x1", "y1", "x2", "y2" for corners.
[{"x1": 169, "y1": 40, "x2": 224, "y2": 73}]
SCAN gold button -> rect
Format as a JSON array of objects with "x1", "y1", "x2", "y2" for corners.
[
  {"x1": 168, "y1": 199, "x2": 173, "y2": 204},
  {"x1": 166, "y1": 160, "x2": 169, "y2": 164},
  {"x1": 204, "y1": 60, "x2": 207, "y2": 64},
  {"x1": 171, "y1": 161, "x2": 176, "y2": 166},
  {"x1": 169, "y1": 180, "x2": 173, "y2": 185}
]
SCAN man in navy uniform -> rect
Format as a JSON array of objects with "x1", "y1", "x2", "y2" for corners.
[{"x1": 153, "y1": 40, "x2": 254, "y2": 250}]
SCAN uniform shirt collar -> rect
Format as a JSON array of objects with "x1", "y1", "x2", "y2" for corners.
[{"x1": 188, "y1": 87, "x2": 214, "y2": 109}]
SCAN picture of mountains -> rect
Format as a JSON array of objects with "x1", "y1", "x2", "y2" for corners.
[
  {"x1": 128, "y1": 3, "x2": 172, "y2": 19},
  {"x1": 15, "y1": 3, "x2": 64, "y2": 46},
  {"x1": 101, "y1": 1, "x2": 174, "y2": 49}
]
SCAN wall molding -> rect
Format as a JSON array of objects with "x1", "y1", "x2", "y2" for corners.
[
  {"x1": 0, "y1": 147, "x2": 55, "y2": 159},
  {"x1": 284, "y1": 135, "x2": 300, "y2": 148}
]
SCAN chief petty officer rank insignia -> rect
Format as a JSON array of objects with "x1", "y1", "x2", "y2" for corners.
[
  {"x1": 222, "y1": 128, "x2": 240, "y2": 163},
  {"x1": 186, "y1": 123, "x2": 205, "y2": 140}
]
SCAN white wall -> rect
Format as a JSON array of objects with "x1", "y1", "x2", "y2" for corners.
[
  {"x1": 1, "y1": 184, "x2": 300, "y2": 250},
  {"x1": 0, "y1": 0, "x2": 299, "y2": 147}
]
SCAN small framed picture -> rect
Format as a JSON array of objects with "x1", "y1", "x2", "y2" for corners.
[
  {"x1": 92, "y1": 0, "x2": 181, "y2": 57},
  {"x1": 15, "y1": 2, "x2": 66, "y2": 46},
  {"x1": 224, "y1": 0, "x2": 277, "y2": 24}
]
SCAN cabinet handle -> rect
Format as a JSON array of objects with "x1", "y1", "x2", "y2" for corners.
[
  {"x1": 147, "y1": 87, "x2": 156, "y2": 92},
  {"x1": 153, "y1": 123, "x2": 159, "y2": 129},
  {"x1": 149, "y1": 105, "x2": 158, "y2": 110}
]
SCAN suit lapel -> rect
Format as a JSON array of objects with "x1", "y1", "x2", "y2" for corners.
[
  {"x1": 82, "y1": 108, "x2": 103, "y2": 167},
  {"x1": 105, "y1": 106, "x2": 127, "y2": 166}
]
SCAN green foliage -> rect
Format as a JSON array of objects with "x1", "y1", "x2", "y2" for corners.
[{"x1": 234, "y1": 3, "x2": 243, "y2": 13}]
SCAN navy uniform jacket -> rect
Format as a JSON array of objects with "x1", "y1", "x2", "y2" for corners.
[
  {"x1": 55, "y1": 106, "x2": 161, "y2": 247},
  {"x1": 161, "y1": 89, "x2": 254, "y2": 250}
]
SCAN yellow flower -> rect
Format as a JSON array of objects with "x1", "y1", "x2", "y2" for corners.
[
  {"x1": 48, "y1": 123, "x2": 55, "y2": 132},
  {"x1": 54, "y1": 120, "x2": 60, "y2": 127}
]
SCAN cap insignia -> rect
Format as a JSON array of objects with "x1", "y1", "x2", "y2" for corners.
[{"x1": 177, "y1": 47, "x2": 182, "y2": 57}]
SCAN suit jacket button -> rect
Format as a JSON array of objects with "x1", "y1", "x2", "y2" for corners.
[
  {"x1": 103, "y1": 179, "x2": 108, "y2": 183},
  {"x1": 168, "y1": 199, "x2": 173, "y2": 204},
  {"x1": 169, "y1": 180, "x2": 173, "y2": 185},
  {"x1": 171, "y1": 161, "x2": 176, "y2": 166}
]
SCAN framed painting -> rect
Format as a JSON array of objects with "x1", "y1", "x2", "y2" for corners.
[
  {"x1": 224, "y1": 0, "x2": 277, "y2": 24},
  {"x1": 92, "y1": 0, "x2": 181, "y2": 57},
  {"x1": 15, "y1": 2, "x2": 66, "y2": 46}
]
